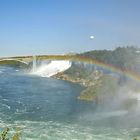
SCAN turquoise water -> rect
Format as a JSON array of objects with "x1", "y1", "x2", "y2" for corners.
[{"x1": 0, "y1": 66, "x2": 140, "y2": 140}]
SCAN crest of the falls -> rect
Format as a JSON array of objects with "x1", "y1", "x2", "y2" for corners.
[{"x1": 32, "y1": 60, "x2": 71, "y2": 77}]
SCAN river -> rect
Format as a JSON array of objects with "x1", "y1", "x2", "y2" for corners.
[{"x1": 0, "y1": 66, "x2": 139, "y2": 140}]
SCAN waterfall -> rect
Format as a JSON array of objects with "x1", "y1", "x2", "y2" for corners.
[
  {"x1": 32, "y1": 55, "x2": 37, "y2": 72},
  {"x1": 31, "y1": 60, "x2": 71, "y2": 77}
]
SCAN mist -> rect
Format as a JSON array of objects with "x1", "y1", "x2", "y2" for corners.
[{"x1": 78, "y1": 79, "x2": 140, "y2": 130}]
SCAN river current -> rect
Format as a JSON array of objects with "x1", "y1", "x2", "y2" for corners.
[{"x1": 0, "y1": 66, "x2": 140, "y2": 140}]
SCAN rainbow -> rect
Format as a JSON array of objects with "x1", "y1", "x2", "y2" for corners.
[
  {"x1": 73, "y1": 56, "x2": 140, "y2": 82},
  {"x1": 45, "y1": 55, "x2": 140, "y2": 83}
]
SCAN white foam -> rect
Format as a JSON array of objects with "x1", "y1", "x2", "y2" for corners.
[
  {"x1": 1, "y1": 103, "x2": 11, "y2": 110},
  {"x1": 11, "y1": 120, "x2": 132, "y2": 140},
  {"x1": 31, "y1": 60, "x2": 71, "y2": 77},
  {"x1": 131, "y1": 93, "x2": 140, "y2": 101}
]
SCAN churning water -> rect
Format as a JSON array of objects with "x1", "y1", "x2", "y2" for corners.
[{"x1": 0, "y1": 66, "x2": 140, "y2": 140}]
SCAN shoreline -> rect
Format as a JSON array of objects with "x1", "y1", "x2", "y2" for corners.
[{"x1": 53, "y1": 71, "x2": 103, "y2": 101}]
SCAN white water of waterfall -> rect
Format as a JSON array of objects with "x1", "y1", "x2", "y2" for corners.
[
  {"x1": 31, "y1": 60, "x2": 71, "y2": 77},
  {"x1": 32, "y1": 56, "x2": 37, "y2": 72}
]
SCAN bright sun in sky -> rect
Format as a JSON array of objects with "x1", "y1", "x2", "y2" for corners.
[{"x1": 90, "y1": 36, "x2": 95, "y2": 39}]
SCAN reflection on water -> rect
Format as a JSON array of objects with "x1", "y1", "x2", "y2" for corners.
[{"x1": 0, "y1": 66, "x2": 140, "y2": 140}]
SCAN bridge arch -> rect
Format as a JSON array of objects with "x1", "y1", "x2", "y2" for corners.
[{"x1": 0, "y1": 59, "x2": 29, "y2": 67}]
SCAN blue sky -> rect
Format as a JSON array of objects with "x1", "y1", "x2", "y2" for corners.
[{"x1": 0, "y1": 0, "x2": 140, "y2": 57}]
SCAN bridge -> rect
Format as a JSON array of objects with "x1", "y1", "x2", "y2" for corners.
[
  {"x1": 0, "y1": 55, "x2": 81, "y2": 65},
  {"x1": 0, "y1": 54, "x2": 93, "y2": 65},
  {"x1": 0, "y1": 55, "x2": 88, "y2": 71}
]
